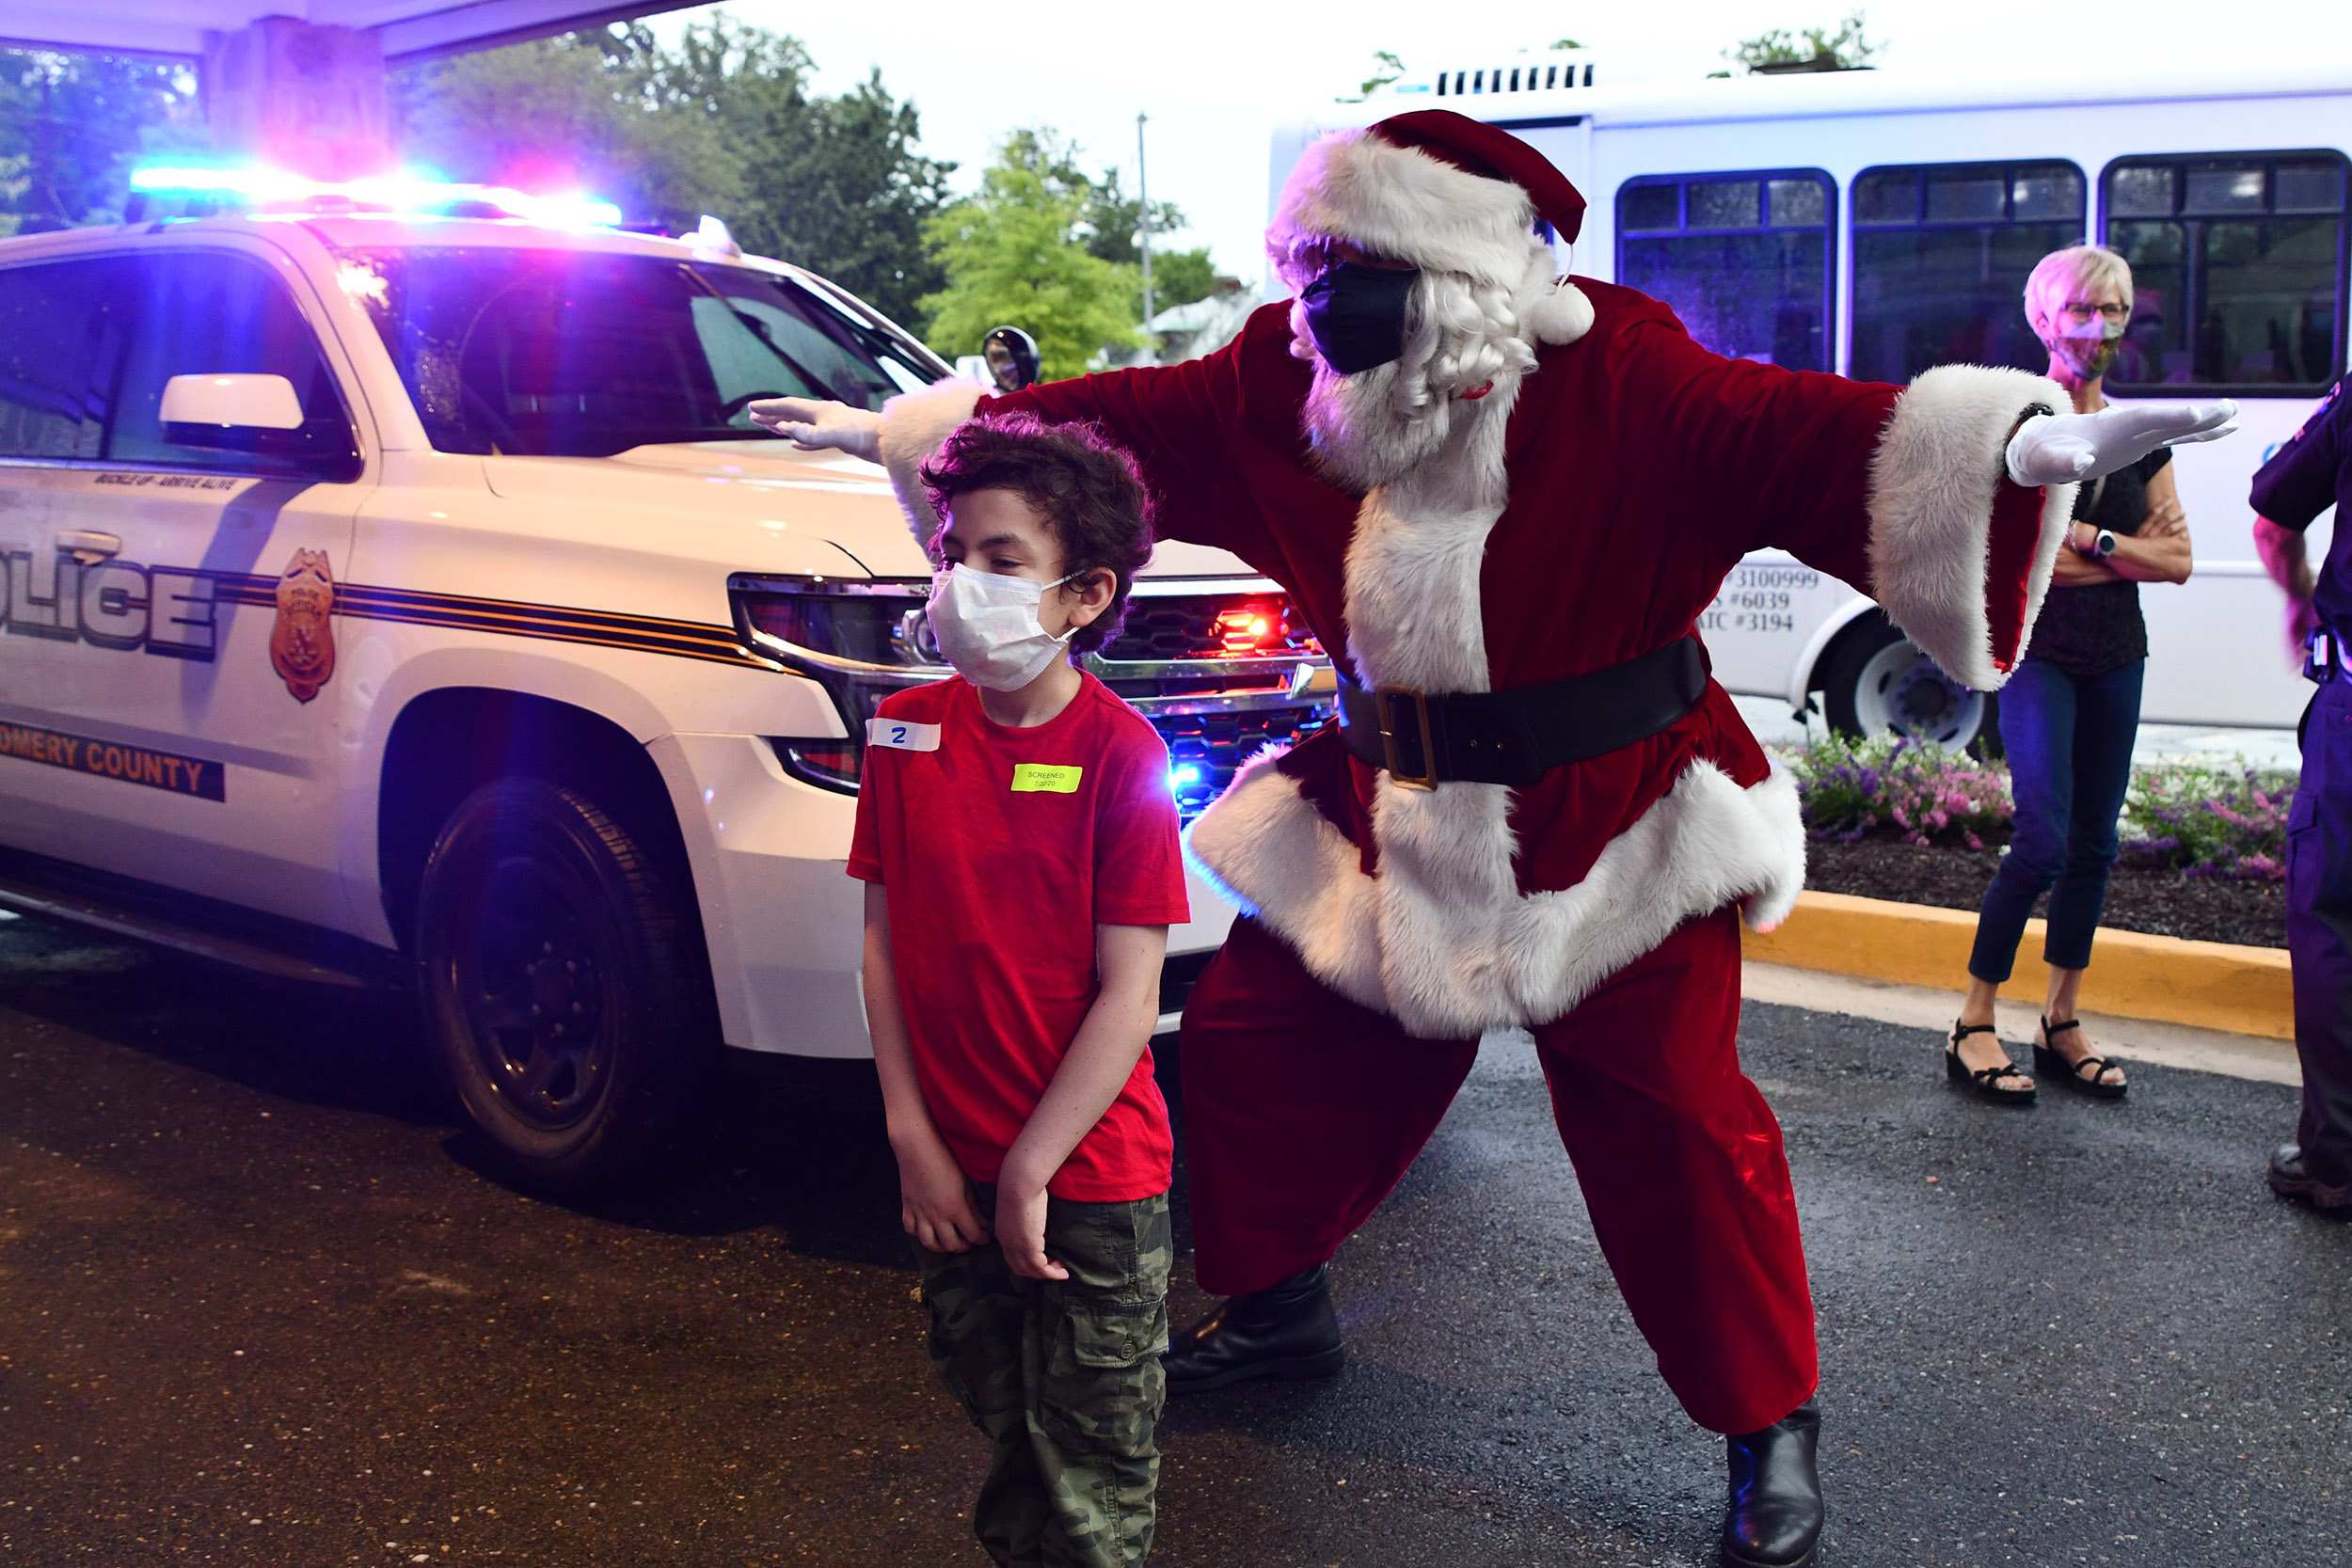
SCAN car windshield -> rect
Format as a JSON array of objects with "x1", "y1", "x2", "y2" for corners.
[{"x1": 335, "y1": 246, "x2": 947, "y2": 457}]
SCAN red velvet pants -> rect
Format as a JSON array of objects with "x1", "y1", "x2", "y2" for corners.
[{"x1": 1177, "y1": 908, "x2": 1817, "y2": 1435}]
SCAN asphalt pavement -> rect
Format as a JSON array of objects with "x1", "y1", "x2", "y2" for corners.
[{"x1": 3, "y1": 907, "x2": 2348, "y2": 1566}]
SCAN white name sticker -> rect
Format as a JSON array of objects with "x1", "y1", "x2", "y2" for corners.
[{"x1": 866, "y1": 718, "x2": 941, "y2": 752}]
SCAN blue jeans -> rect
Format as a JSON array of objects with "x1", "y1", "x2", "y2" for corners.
[
  {"x1": 2288, "y1": 676, "x2": 2352, "y2": 1180},
  {"x1": 1968, "y1": 657, "x2": 2145, "y2": 982}
]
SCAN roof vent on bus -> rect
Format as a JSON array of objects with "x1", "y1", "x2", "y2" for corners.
[{"x1": 1375, "y1": 50, "x2": 1596, "y2": 101}]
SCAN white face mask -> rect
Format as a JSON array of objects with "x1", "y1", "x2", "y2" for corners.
[{"x1": 925, "y1": 563, "x2": 1083, "y2": 691}]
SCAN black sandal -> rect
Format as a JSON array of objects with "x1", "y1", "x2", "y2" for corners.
[
  {"x1": 1947, "y1": 1020, "x2": 2036, "y2": 1104},
  {"x1": 2034, "y1": 1017, "x2": 2127, "y2": 1101}
]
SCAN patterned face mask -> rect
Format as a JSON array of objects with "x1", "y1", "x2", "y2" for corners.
[{"x1": 2049, "y1": 314, "x2": 2126, "y2": 380}]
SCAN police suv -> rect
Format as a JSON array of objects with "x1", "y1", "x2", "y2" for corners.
[{"x1": 0, "y1": 184, "x2": 1330, "y2": 1187}]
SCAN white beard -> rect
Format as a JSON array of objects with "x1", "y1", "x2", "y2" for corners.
[
  {"x1": 1300, "y1": 355, "x2": 1460, "y2": 491},
  {"x1": 1290, "y1": 263, "x2": 1543, "y2": 493}
]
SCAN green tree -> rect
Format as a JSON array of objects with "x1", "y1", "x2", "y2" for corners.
[
  {"x1": 920, "y1": 132, "x2": 1145, "y2": 378},
  {"x1": 1143, "y1": 247, "x2": 1217, "y2": 319},
  {"x1": 977, "y1": 130, "x2": 1209, "y2": 320},
  {"x1": 391, "y1": 29, "x2": 739, "y2": 229},
  {"x1": 1719, "y1": 10, "x2": 1882, "y2": 74},
  {"x1": 390, "y1": 15, "x2": 953, "y2": 327},
  {"x1": 631, "y1": 18, "x2": 953, "y2": 327},
  {"x1": 1339, "y1": 51, "x2": 1407, "y2": 103},
  {"x1": 0, "y1": 50, "x2": 202, "y2": 234}
]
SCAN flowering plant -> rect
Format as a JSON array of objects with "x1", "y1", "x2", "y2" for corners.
[
  {"x1": 2118, "y1": 761, "x2": 2294, "y2": 881},
  {"x1": 1783, "y1": 731, "x2": 2012, "y2": 848}
]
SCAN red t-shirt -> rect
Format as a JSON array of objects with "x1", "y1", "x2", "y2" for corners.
[{"x1": 848, "y1": 673, "x2": 1190, "y2": 1201}]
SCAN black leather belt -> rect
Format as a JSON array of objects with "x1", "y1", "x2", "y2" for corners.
[{"x1": 1336, "y1": 636, "x2": 1708, "y2": 789}]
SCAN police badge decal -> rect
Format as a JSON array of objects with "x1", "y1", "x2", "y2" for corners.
[{"x1": 270, "y1": 548, "x2": 337, "y2": 703}]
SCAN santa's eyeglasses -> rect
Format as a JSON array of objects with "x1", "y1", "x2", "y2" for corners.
[{"x1": 1269, "y1": 234, "x2": 1414, "y2": 290}]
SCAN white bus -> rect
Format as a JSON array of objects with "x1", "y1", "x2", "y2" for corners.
[{"x1": 1271, "y1": 52, "x2": 2352, "y2": 747}]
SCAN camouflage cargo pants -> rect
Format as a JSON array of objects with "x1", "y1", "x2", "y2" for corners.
[{"x1": 915, "y1": 1186, "x2": 1173, "y2": 1568}]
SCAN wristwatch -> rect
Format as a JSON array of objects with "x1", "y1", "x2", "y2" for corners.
[{"x1": 2092, "y1": 528, "x2": 2118, "y2": 559}]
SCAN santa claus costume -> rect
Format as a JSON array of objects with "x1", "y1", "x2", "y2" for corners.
[{"x1": 756, "y1": 110, "x2": 2232, "y2": 1568}]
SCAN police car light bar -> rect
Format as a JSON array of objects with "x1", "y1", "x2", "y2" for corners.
[{"x1": 128, "y1": 166, "x2": 624, "y2": 229}]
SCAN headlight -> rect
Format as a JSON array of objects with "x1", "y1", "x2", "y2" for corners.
[
  {"x1": 729, "y1": 572, "x2": 1334, "y2": 805},
  {"x1": 730, "y1": 574, "x2": 943, "y2": 793},
  {"x1": 738, "y1": 586, "x2": 941, "y2": 668}
]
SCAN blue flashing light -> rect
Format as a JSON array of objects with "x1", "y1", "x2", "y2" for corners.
[
  {"x1": 128, "y1": 166, "x2": 623, "y2": 229},
  {"x1": 1168, "y1": 764, "x2": 1204, "y2": 791}
]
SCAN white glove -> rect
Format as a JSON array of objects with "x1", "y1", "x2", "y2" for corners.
[
  {"x1": 2006, "y1": 400, "x2": 2237, "y2": 486},
  {"x1": 747, "y1": 395, "x2": 883, "y2": 463}
]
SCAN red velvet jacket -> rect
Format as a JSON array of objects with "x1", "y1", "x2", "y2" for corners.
[{"x1": 877, "y1": 280, "x2": 2068, "y2": 1036}]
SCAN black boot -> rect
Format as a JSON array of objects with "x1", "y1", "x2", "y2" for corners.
[
  {"x1": 1720, "y1": 1398, "x2": 1824, "y2": 1568},
  {"x1": 2269, "y1": 1143, "x2": 2352, "y2": 1212},
  {"x1": 1162, "y1": 1262, "x2": 1344, "y2": 1394}
]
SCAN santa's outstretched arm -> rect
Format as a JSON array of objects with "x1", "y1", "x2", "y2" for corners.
[
  {"x1": 752, "y1": 338, "x2": 1256, "y2": 556},
  {"x1": 1859, "y1": 367, "x2": 2233, "y2": 687}
]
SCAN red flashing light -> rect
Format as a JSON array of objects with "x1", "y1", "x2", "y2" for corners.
[{"x1": 1215, "y1": 602, "x2": 1284, "y2": 657}]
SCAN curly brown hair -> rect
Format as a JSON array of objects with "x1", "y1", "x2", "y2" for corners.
[{"x1": 918, "y1": 413, "x2": 1156, "y2": 656}]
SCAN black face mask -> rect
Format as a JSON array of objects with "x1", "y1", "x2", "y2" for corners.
[{"x1": 1299, "y1": 262, "x2": 1419, "y2": 374}]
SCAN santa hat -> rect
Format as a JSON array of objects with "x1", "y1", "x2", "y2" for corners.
[{"x1": 1272, "y1": 109, "x2": 1591, "y2": 343}]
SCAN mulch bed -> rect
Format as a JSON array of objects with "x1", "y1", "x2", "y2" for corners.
[{"x1": 1804, "y1": 834, "x2": 2286, "y2": 950}]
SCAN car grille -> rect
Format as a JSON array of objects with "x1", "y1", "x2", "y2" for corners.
[
  {"x1": 1157, "y1": 948, "x2": 1218, "y2": 1019},
  {"x1": 1102, "y1": 594, "x2": 1322, "y2": 663},
  {"x1": 1153, "y1": 702, "x2": 1332, "y2": 822}
]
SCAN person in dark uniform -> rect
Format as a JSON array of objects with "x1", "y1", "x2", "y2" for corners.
[
  {"x1": 1948, "y1": 245, "x2": 2195, "y2": 1104},
  {"x1": 2253, "y1": 373, "x2": 2352, "y2": 1212}
]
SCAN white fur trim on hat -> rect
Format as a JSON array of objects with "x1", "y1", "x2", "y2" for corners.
[
  {"x1": 1525, "y1": 277, "x2": 1595, "y2": 346},
  {"x1": 1866, "y1": 364, "x2": 2074, "y2": 689},
  {"x1": 875, "y1": 378, "x2": 988, "y2": 551},
  {"x1": 1275, "y1": 127, "x2": 1551, "y2": 286}
]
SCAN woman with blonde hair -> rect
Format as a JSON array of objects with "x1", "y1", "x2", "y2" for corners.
[{"x1": 1947, "y1": 245, "x2": 2196, "y2": 1104}]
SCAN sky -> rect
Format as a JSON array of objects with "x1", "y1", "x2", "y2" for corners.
[{"x1": 660, "y1": 0, "x2": 2348, "y2": 279}]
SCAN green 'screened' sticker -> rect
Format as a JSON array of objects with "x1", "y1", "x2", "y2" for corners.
[{"x1": 1010, "y1": 764, "x2": 1083, "y2": 794}]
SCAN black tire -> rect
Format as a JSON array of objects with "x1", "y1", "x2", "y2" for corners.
[
  {"x1": 1815, "y1": 610, "x2": 1994, "y2": 754},
  {"x1": 414, "y1": 777, "x2": 714, "y2": 1195}
]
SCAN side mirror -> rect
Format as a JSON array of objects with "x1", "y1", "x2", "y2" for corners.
[
  {"x1": 158, "y1": 373, "x2": 305, "y2": 436},
  {"x1": 981, "y1": 326, "x2": 1041, "y2": 393},
  {"x1": 155, "y1": 372, "x2": 358, "y2": 480}
]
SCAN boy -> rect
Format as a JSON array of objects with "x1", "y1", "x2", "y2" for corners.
[{"x1": 847, "y1": 413, "x2": 1189, "y2": 1567}]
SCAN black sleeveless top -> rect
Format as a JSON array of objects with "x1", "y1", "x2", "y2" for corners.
[{"x1": 2022, "y1": 446, "x2": 2170, "y2": 679}]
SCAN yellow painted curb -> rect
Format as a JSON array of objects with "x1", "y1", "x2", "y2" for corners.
[{"x1": 1743, "y1": 890, "x2": 2293, "y2": 1040}]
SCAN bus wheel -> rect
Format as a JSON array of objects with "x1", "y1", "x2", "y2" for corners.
[
  {"x1": 1818, "y1": 610, "x2": 1991, "y2": 753},
  {"x1": 414, "y1": 777, "x2": 712, "y2": 1195}
]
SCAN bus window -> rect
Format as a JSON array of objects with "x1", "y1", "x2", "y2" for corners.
[
  {"x1": 2102, "y1": 152, "x2": 2346, "y2": 393},
  {"x1": 1615, "y1": 170, "x2": 1836, "y2": 372},
  {"x1": 1850, "y1": 161, "x2": 2086, "y2": 383}
]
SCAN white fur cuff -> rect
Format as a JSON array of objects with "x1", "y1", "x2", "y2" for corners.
[
  {"x1": 876, "y1": 379, "x2": 987, "y2": 550},
  {"x1": 1185, "y1": 749, "x2": 1806, "y2": 1037},
  {"x1": 1865, "y1": 365, "x2": 2075, "y2": 690}
]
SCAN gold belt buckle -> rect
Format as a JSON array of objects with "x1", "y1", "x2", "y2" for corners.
[{"x1": 1375, "y1": 685, "x2": 1438, "y2": 791}]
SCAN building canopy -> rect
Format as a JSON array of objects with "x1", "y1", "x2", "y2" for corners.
[
  {"x1": 4, "y1": 2, "x2": 705, "y2": 178},
  {"x1": 2, "y1": 1, "x2": 700, "y2": 64}
]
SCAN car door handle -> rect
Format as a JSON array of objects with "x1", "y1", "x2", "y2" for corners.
[{"x1": 56, "y1": 531, "x2": 121, "y2": 564}]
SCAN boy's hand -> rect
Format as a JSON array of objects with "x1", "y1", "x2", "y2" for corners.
[
  {"x1": 896, "y1": 1132, "x2": 989, "y2": 1254},
  {"x1": 995, "y1": 1178, "x2": 1068, "y2": 1281}
]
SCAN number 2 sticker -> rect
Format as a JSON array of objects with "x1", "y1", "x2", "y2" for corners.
[{"x1": 866, "y1": 718, "x2": 941, "y2": 752}]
